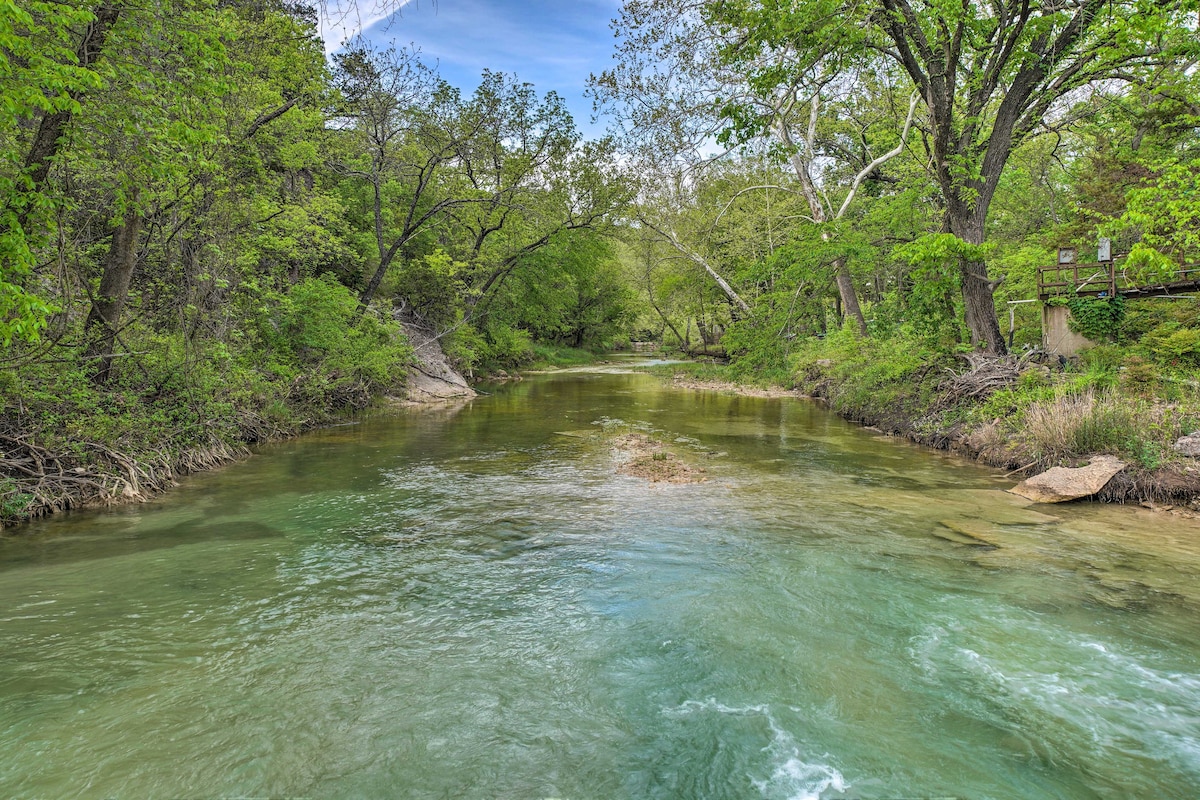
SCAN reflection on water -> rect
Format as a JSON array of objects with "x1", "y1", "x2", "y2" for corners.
[{"x1": 2, "y1": 370, "x2": 1198, "y2": 799}]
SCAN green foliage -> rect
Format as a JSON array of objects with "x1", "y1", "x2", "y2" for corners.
[
  {"x1": 394, "y1": 250, "x2": 466, "y2": 329},
  {"x1": 894, "y1": 233, "x2": 994, "y2": 267},
  {"x1": 0, "y1": 0, "x2": 107, "y2": 344},
  {"x1": 0, "y1": 276, "x2": 412, "y2": 481},
  {"x1": 476, "y1": 322, "x2": 535, "y2": 372},
  {"x1": 1119, "y1": 355, "x2": 1160, "y2": 394},
  {"x1": 527, "y1": 343, "x2": 601, "y2": 369},
  {"x1": 893, "y1": 234, "x2": 995, "y2": 342},
  {"x1": 1120, "y1": 156, "x2": 1200, "y2": 262},
  {"x1": 0, "y1": 477, "x2": 33, "y2": 521},
  {"x1": 721, "y1": 317, "x2": 794, "y2": 385},
  {"x1": 791, "y1": 326, "x2": 944, "y2": 420},
  {"x1": 1065, "y1": 296, "x2": 1125, "y2": 340},
  {"x1": 272, "y1": 275, "x2": 412, "y2": 395},
  {"x1": 439, "y1": 324, "x2": 487, "y2": 377},
  {"x1": 1079, "y1": 344, "x2": 1125, "y2": 382},
  {"x1": 1124, "y1": 242, "x2": 1180, "y2": 284},
  {"x1": 1142, "y1": 322, "x2": 1200, "y2": 367}
]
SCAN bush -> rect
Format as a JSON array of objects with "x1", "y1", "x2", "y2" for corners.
[
  {"x1": 1119, "y1": 355, "x2": 1160, "y2": 394},
  {"x1": 1143, "y1": 322, "x2": 1200, "y2": 367},
  {"x1": 270, "y1": 275, "x2": 412, "y2": 402},
  {"x1": 791, "y1": 326, "x2": 944, "y2": 419}
]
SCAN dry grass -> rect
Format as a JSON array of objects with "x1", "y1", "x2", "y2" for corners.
[
  {"x1": 1020, "y1": 390, "x2": 1101, "y2": 464},
  {"x1": 1004, "y1": 388, "x2": 1195, "y2": 471}
]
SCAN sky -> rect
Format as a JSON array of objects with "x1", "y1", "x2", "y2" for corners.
[{"x1": 319, "y1": 0, "x2": 623, "y2": 139}]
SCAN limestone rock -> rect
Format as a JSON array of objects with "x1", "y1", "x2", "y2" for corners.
[
  {"x1": 1009, "y1": 456, "x2": 1126, "y2": 503},
  {"x1": 398, "y1": 316, "x2": 477, "y2": 403},
  {"x1": 1173, "y1": 433, "x2": 1200, "y2": 458}
]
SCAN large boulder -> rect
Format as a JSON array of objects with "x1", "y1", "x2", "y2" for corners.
[
  {"x1": 1009, "y1": 456, "x2": 1126, "y2": 503},
  {"x1": 398, "y1": 317, "x2": 476, "y2": 403},
  {"x1": 1174, "y1": 433, "x2": 1200, "y2": 458}
]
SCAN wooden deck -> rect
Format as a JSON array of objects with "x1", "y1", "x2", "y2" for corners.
[{"x1": 1037, "y1": 259, "x2": 1200, "y2": 301}]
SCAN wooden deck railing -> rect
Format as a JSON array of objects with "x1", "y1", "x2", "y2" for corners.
[
  {"x1": 1037, "y1": 259, "x2": 1200, "y2": 301},
  {"x1": 1037, "y1": 260, "x2": 1118, "y2": 300}
]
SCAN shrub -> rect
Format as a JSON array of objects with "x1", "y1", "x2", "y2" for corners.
[
  {"x1": 1119, "y1": 355, "x2": 1160, "y2": 394},
  {"x1": 1143, "y1": 322, "x2": 1200, "y2": 367},
  {"x1": 271, "y1": 275, "x2": 412, "y2": 402}
]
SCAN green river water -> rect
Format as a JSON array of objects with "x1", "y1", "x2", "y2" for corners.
[{"x1": 2, "y1": 365, "x2": 1199, "y2": 799}]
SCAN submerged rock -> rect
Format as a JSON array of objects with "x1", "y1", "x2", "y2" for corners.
[
  {"x1": 936, "y1": 519, "x2": 1000, "y2": 547},
  {"x1": 1009, "y1": 456, "x2": 1126, "y2": 503},
  {"x1": 613, "y1": 433, "x2": 707, "y2": 484}
]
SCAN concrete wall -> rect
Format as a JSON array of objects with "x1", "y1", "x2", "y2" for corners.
[{"x1": 1042, "y1": 304, "x2": 1097, "y2": 356}]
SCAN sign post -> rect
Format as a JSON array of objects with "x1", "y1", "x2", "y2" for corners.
[{"x1": 1098, "y1": 238, "x2": 1114, "y2": 295}]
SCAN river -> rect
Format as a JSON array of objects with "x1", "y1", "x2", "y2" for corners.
[{"x1": 2, "y1": 365, "x2": 1198, "y2": 799}]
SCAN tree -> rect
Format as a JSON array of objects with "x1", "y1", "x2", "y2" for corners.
[
  {"x1": 0, "y1": 1, "x2": 119, "y2": 344},
  {"x1": 331, "y1": 46, "x2": 631, "y2": 327},
  {"x1": 594, "y1": 0, "x2": 919, "y2": 336},
  {"x1": 65, "y1": 0, "x2": 229, "y2": 382},
  {"x1": 461, "y1": 136, "x2": 632, "y2": 322},
  {"x1": 330, "y1": 42, "x2": 470, "y2": 310},
  {"x1": 709, "y1": 0, "x2": 1200, "y2": 352}
]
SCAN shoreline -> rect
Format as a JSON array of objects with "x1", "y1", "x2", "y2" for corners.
[
  {"x1": 0, "y1": 394, "x2": 475, "y2": 534},
  {"x1": 9, "y1": 355, "x2": 1199, "y2": 532},
  {"x1": 664, "y1": 373, "x2": 1200, "y2": 512}
]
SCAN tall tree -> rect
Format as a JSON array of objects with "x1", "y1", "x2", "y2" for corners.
[
  {"x1": 65, "y1": 0, "x2": 229, "y2": 380},
  {"x1": 0, "y1": 1, "x2": 119, "y2": 344},
  {"x1": 594, "y1": 0, "x2": 918, "y2": 335},
  {"x1": 709, "y1": 0, "x2": 1200, "y2": 352},
  {"x1": 330, "y1": 42, "x2": 476, "y2": 310}
]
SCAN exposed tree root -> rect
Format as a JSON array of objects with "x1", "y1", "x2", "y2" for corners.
[
  {"x1": 0, "y1": 427, "x2": 247, "y2": 528},
  {"x1": 938, "y1": 351, "x2": 1040, "y2": 407}
]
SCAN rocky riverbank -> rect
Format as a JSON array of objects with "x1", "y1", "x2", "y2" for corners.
[{"x1": 664, "y1": 362, "x2": 1200, "y2": 510}]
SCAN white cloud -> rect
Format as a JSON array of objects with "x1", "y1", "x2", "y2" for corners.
[{"x1": 319, "y1": 0, "x2": 418, "y2": 55}]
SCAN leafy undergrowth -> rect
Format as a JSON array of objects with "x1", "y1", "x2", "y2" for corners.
[{"x1": 1, "y1": 277, "x2": 413, "y2": 529}]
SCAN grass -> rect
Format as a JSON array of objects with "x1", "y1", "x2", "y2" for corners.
[
  {"x1": 754, "y1": 326, "x2": 1200, "y2": 493},
  {"x1": 525, "y1": 344, "x2": 606, "y2": 370},
  {"x1": 1002, "y1": 389, "x2": 1195, "y2": 470}
]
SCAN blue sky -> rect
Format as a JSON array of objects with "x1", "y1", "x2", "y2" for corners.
[{"x1": 321, "y1": 0, "x2": 622, "y2": 139}]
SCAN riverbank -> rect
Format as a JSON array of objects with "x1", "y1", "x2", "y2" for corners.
[
  {"x1": 2, "y1": 398, "x2": 386, "y2": 531},
  {"x1": 0, "y1": 314, "x2": 473, "y2": 531},
  {"x1": 652, "y1": 348, "x2": 1200, "y2": 509}
]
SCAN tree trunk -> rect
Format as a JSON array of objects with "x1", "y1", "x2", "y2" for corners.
[
  {"x1": 777, "y1": 113, "x2": 870, "y2": 339},
  {"x1": 958, "y1": 262, "x2": 1005, "y2": 352},
  {"x1": 949, "y1": 213, "x2": 1007, "y2": 354},
  {"x1": 647, "y1": 292, "x2": 687, "y2": 348},
  {"x1": 18, "y1": 3, "x2": 121, "y2": 231},
  {"x1": 357, "y1": 179, "x2": 392, "y2": 311},
  {"x1": 85, "y1": 209, "x2": 143, "y2": 384},
  {"x1": 833, "y1": 258, "x2": 868, "y2": 336}
]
